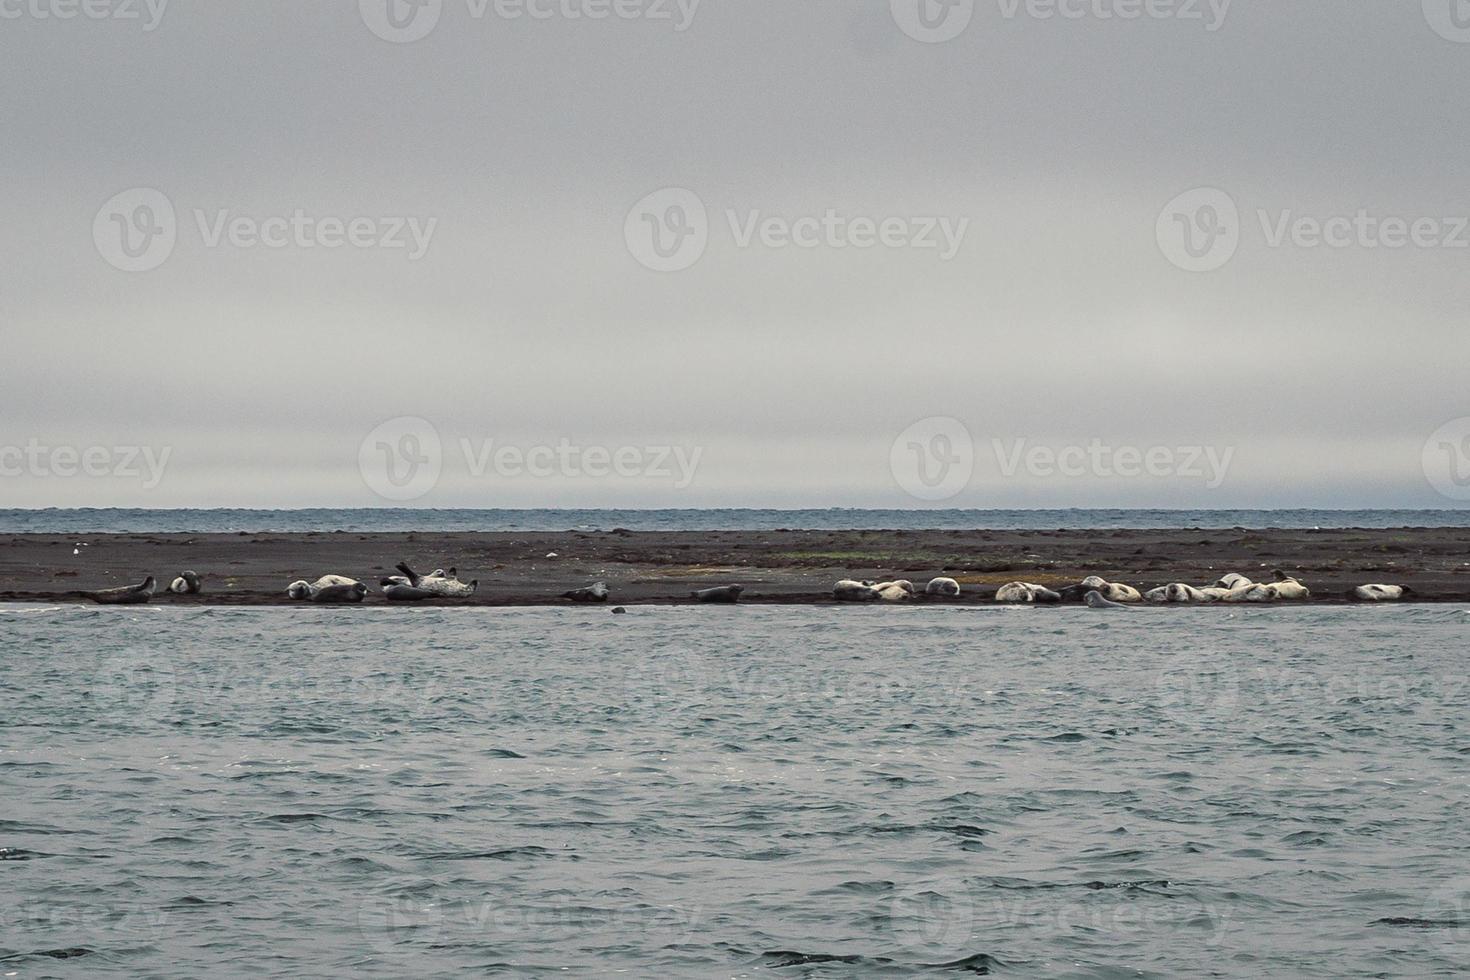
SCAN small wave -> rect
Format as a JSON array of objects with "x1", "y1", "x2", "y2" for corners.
[
  {"x1": 0, "y1": 947, "x2": 94, "y2": 963},
  {"x1": 163, "y1": 896, "x2": 236, "y2": 909},
  {"x1": 1373, "y1": 916, "x2": 1466, "y2": 929},
  {"x1": 923, "y1": 953, "x2": 1010, "y2": 974},
  {"x1": 758, "y1": 950, "x2": 870, "y2": 968},
  {"x1": 932, "y1": 824, "x2": 992, "y2": 839},
  {"x1": 979, "y1": 875, "x2": 1172, "y2": 892},
  {"x1": 818, "y1": 879, "x2": 895, "y2": 895},
  {"x1": 419, "y1": 846, "x2": 554, "y2": 861}
]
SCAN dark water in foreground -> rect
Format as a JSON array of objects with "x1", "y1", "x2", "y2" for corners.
[
  {"x1": 2, "y1": 604, "x2": 1468, "y2": 977},
  {"x1": 4, "y1": 507, "x2": 1470, "y2": 534}
]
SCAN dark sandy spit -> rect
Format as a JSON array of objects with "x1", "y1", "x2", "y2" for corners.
[{"x1": 2, "y1": 527, "x2": 1468, "y2": 607}]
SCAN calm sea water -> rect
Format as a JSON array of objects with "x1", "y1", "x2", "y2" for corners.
[
  {"x1": 3, "y1": 604, "x2": 1467, "y2": 977},
  {"x1": 3, "y1": 508, "x2": 1470, "y2": 534}
]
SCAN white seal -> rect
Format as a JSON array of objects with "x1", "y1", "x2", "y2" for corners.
[{"x1": 925, "y1": 577, "x2": 961, "y2": 597}]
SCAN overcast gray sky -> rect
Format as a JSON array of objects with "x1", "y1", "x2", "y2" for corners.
[{"x1": 3, "y1": 0, "x2": 1469, "y2": 509}]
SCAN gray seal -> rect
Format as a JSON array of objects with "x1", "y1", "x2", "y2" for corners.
[
  {"x1": 692, "y1": 585, "x2": 744, "y2": 603},
  {"x1": 562, "y1": 582, "x2": 610, "y2": 603},
  {"x1": 168, "y1": 571, "x2": 202, "y2": 595},
  {"x1": 1084, "y1": 590, "x2": 1130, "y2": 610},
  {"x1": 84, "y1": 576, "x2": 156, "y2": 605},
  {"x1": 396, "y1": 562, "x2": 477, "y2": 598},
  {"x1": 310, "y1": 582, "x2": 368, "y2": 604},
  {"x1": 380, "y1": 578, "x2": 438, "y2": 602}
]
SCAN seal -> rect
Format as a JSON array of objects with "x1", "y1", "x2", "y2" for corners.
[
  {"x1": 872, "y1": 580, "x2": 915, "y2": 602},
  {"x1": 833, "y1": 579, "x2": 881, "y2": 601},
  {"x1": 692, "y1": 585, "x2": 743, "y2": 603},
  {"x1": 562, "y1": 582, "x2": 610, "y2": 603},
  {"x1": 84, "y1": 576, "x2": 156, "y2": 605},
  {"x1": 1215, "y1": 572, "x2": 1254, "y2": 591},
  {"x1": 1352, "y1": 584, "x2": 1411, "y2": 601},
  {"x1": 995, "y1": 582, "x2": 1062, "y2": 603},
  {"x1": 380, "y1": 578, "x2": 438, "y2": 601},
  {"x1": 925, "y1": 577, "x2": 961, "y2": 596},
  {"x1": 1267, "y1": 570, "x2": 1310, "y2": 600},
  {"x1": 287, "y1": 575, "x2": 362, "y2": 600},
  {"x1": 396, "y1": 562, "x2": 477, "y2": 598},
  {"x1": 1220, "y1": 584, "x2": 1277, "y2": 602},
  {"x1": 310, "y1": 582, "x2": 368, "y2": 604},
  {"x1": 168, "y1": 571, "x2": 202, "y2": 595},
  {"x1": 1079, "y1": 576, "x2": 1143, "y2": 603},
  {"x1": 1084, "y1": 590, "x2": 1131, "y2": 609},
  {"x1": 1146, "y1": 583, "x2": 1209, "y2": 603}
]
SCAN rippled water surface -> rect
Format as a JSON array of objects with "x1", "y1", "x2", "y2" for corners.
[{"x1": 3, "y1": 604, "x2": 1467, "y2": 977}]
